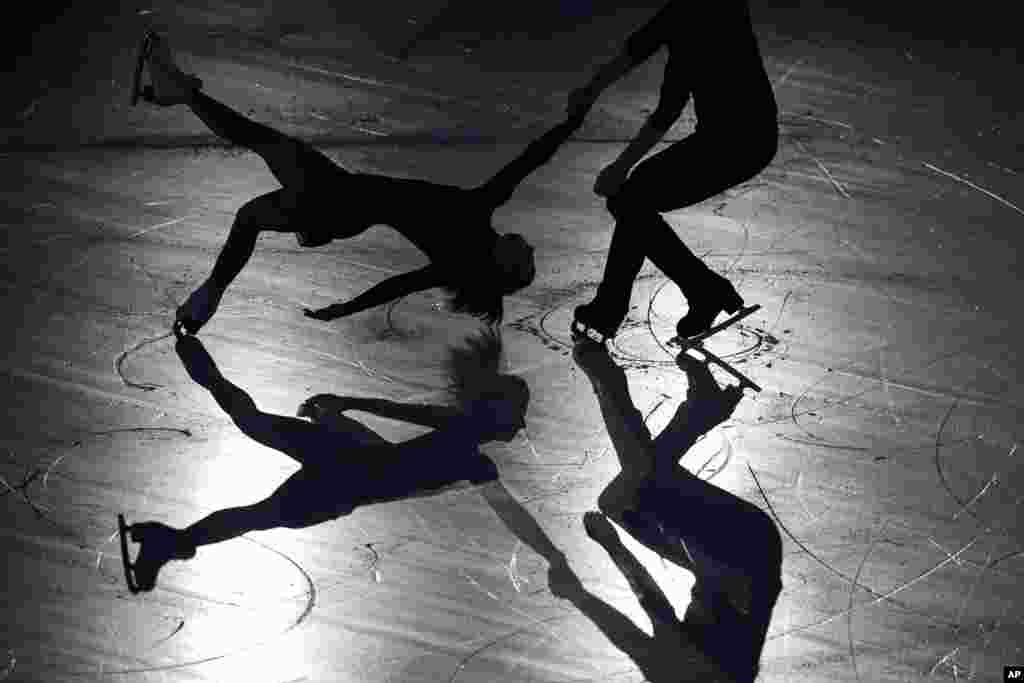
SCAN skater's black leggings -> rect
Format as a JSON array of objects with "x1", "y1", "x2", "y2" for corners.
[
  {"x1": 189, "y1": 90, "x2": 348, "y2": 190},
  {"x1": 594, "y1": 123, "x2": 778, "y2": 314}
]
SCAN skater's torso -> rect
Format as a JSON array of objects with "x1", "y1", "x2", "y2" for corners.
[
  {"x1": 626, "y1": 0, "x2": 777, "y2": 131},
  {"x1": 295, "y1": 429, "x2": 490, "y2": 513},
  {"x1": 342, "y1": 172, "x2": 498, "y2": 274}
]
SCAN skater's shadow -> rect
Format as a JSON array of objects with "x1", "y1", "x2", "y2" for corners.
[
  {"x1": 554, "y1": 341, "x2": 782, "y2": 682},
  {"x1": 127, "y1": 327, "x2": 544, "y2": 591}
]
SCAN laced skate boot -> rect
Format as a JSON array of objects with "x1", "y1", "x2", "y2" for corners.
[
  {"x1": 142, "y1": 32, "x2": 203, "y2": 106},
  {"x1": 675, "y1": 272, "x2": 744, "y2": 341},
  {"x1": 129, "y1": 522, "x2": 196, "y2": 592},
  {"x1": 571, "y1": 300, "x2": 628, "y2": 344}
]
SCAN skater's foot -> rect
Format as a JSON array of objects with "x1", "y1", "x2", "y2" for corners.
[
  {"x1": 144, "y1": 33, "x2": 203, "y2": 106},
  {"x1": 571, "y1": 301, "x2": 626, "y2": 344},
  {"x1": 583, "y1": 511, "x2": 621, "y2": 547},
  {"x1": 175, "y1": 281, "x2": 223, "y2": 335},
  {"x1": 129, "y1": 522, "x2": 196, "y2": 592},
  {"x1": 675, "y1": 273, "x2": 743, "y2": 340},
  {"x1": 296, "y1": 227, "x2": 335, "y2": 248}
]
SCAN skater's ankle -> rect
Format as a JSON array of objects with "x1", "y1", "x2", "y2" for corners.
[{"x1": 202, "y1": 278, "x2": 227, "y2": 297}]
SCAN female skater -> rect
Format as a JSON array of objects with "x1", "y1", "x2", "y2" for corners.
[
  {"x1": 567, "y1": 0, "x2": 778, "y2": 342},
  {"x1": 138, "y1": 32, "x2": 584, "y2": 329},
  {"x1": 120, "y1": 324, "x2": 529, "y2": 592},
  {"x1": 550, "y1": 340, "x2": 783, "y2": 682}
]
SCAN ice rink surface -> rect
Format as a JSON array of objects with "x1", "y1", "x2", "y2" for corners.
[{"x1": 2, "y1": 1, "x2": 1021, "y2": 681}]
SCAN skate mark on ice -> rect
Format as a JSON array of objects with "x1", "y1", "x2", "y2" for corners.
[
  {"x1": 146, "y1": 617, "x2": 187, "y2": 649},
  {"x1": 51, "y1": 215, "x2": 193, "y2": 281},
  {"x1": 81, "y1": 534, "x2": 317, "y2": 676},
  {"x1": 785, "y1": 377, "x2": 871, "y2": 452},
  {"x1": 460, "y1": 569, "x2": 558, "y2": 638},
  {"x1": 751, "y1": 463, "x2": 989, "y2": 641},
  {"x1": 931, "y1": 399, "x2": 1017, "y2": 534},
  {"x1": 768, "y1": 290, "x2": 793, "y2": 337},
  {"x1": 793, "y1": 469, "x2": 831, "y2": 524},
  {"x1": 795, "y1": 140, "x2": 851, "y2": 200},
  {"x1": 363, "y1": 542, "x2": 383, "y2": 583},
  {"x1": 721, "y1": 221, "x2": 751, "y2": 282},
  {"x1": 951, "y1": 472, "x2": 1000, "y2": 522},
  {"x1": 647, "y1": 278, "x2": 779, "y2": 365},
  {"x1": 847, "y1": 521, "x2": 888, "y2": 683},
  {"x1": 115, "y1": 331, "x2": 173, "y2": 391},
  {"x1": 41, "y1": 427, "x2": 192, "y2": 490},
  {"x1": 445, "y1": 613, "x2": 569, "y2": 683},
  {"x1": 773, "y1": 55, "x2": 808, "y2": 88},
  {"x1": 923, "y1": 162, "x2": 1024, "y2": 217}
]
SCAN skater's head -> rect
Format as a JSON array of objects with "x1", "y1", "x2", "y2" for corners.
[
  {"x1": 441, "y1": 233, "x2": 534, "y2": 324},
  {"x1": 493, "y1": 232, "x2": 536, "y2": 294},
  {"x1": 446, "y1": 328, "x2": 530, "y2": 442}
]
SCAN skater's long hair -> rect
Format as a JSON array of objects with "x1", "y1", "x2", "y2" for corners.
[
  {"x1": 443, "y1": 279, "x2": 505, "y2": 325},
  {"x1": 445, "y1": 327, "x2": 529, "y2": 424},
  {"x1": 440, "y1": 233, "x2": 534, "y2": 324}
]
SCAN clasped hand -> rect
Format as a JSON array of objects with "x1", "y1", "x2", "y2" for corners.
[{"x1": 302, "y1": 302, "x2": 348, "y2": 321}]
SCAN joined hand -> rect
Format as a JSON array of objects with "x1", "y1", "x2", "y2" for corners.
[{"x1": 303, "y1": 303, "x2": 348, "y2": 321}]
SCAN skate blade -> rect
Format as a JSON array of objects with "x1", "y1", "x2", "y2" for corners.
[
  {"x1": 668, "y1": 304, "x2": 762, "y2": 349},
  {"x1": 683, "y1": 345, "x2": 762, "y2": 393},
  {"x1": 130, "y1": 32, "x2": 155, "y2": 106},
  {"x1": 117, "y1": 513, "x2": 141, "y2": 594}
]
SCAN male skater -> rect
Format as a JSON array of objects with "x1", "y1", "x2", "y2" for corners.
[{"x1": 568, "y1": 0, "x2": 778, "y2": 342}]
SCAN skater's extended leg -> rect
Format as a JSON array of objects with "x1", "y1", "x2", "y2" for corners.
[
  {"x1": 146, "y1": 33, "x2": 344, "y2": 190},
  {"x1": 574, "y1": 217, "x2": 646, "y2": 340},
  {"x1": 176, "y1": 189, "x2": 297, "y2": 332},
  {"x1": 181, "y1": 464, "x2": 356, "y2": 548},
  {"x1": 180, "y1": 503, "x2": 277, "y2": 548},
  {"x1": 206, "y1": 372, "x2": 365, "y2": 465},
  {"x1": 186, "y1": 90, "x2": 345, "y2": 190},
  {"x1": 572, "y1": 340, "x2": 655, "y2": 476},
  {"x1": 604, "y1": 127, "x2": 777, "y2": 338},
  {"x1": 175, "y1": 331, "x2": 381, "y2": 464}
]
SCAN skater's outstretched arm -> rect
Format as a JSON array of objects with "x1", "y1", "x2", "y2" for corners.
[
  {"x1": 300, "y1": 393, "x2": 462, "y2": 430},
  {"x1": 474, "y1": 116, "x2": 585, "y2": 209},
  {"x1": 303, "y1": 265, "x2": 443, "y2": 321}
]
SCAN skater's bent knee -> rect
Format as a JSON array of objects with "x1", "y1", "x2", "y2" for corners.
[{"x1": 605, "y1": 190, "x2": 649, "y2": 220}]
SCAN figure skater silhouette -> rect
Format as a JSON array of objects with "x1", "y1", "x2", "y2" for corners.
[
  {"x1": 138, "y1": 32, "x2": 585, "y2": 330},
  {"x1": 121, "y1": 325, "x2": 530, "y2": 592},
  {"x1": 550, "y1": 340, "x2": 782, "y2": 682},
  {"x1": 567, "y1": 0, "x2": 778, "y2": 343}
]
